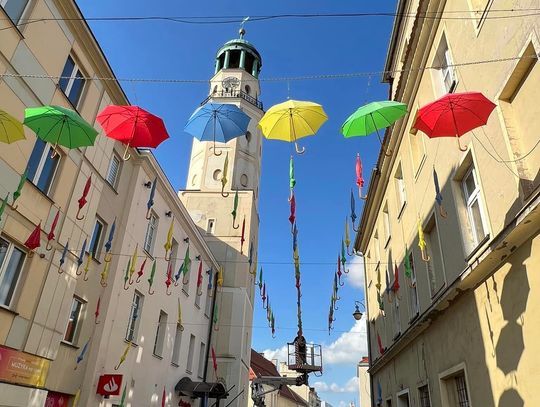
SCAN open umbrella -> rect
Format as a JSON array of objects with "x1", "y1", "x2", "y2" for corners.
[
  {"x1": 76, "y1": 176, "x2": 91, "y2": 220},
  {"x1": 258, "y1": 99, "x2": 328, "y2": 154},
  {"x1": 146, "y1": 177, "x2": 157, "y2": 219},
  {"x1": 0, "y1": 109, "x2": 25, "y2": 144},
  {"x1": 97, "y1": 105, "x2": 170, "y2": 160},
  {"x1": 231, "y1": 190, "x2": 240, "y2": 229},
  {"x1": 341, "y1": 101, "x2": 408, "y2": 156},
  {"x1": 184, "y1": 102, "x2": 251, "y2": 156},
  {"x1": 24, "y1": 222, "x2": 42, "y2": 257},
  {"x1": 24, "y1": 106, "x2": 98, "y2": 157},
  {"x1": 414, "y1": 92, "x2": 496, "y2": 151},
  {"x1": 45, "y1": 209, "x2": 60, "y2": 250},
  {"x1": 0, "y1": 193, "x2": 9, "y2": 222},
  {"x1": 148, "y1": 260, "x2": 156, "y2": 295},
  {"x1": 104, "y1": 218, "x2": 116, "y2": 262},
  {"x1": 10, "y1": 169, "x2": 27, "y2": 210},
  {"x1": 356, "y1": 154, "x2": 366, "y2": 199}
]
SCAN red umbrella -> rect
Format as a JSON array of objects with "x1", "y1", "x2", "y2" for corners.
[
  {"x1": 165, "y1": 262, "x2": 173, "y2": 296},
  {"x1": 97, "y1": 105, "x2": 170, "y2": 160},
  {"x1": 414, "y1": 92, "x2": 496, "y2": 151},
  {"x1": 392, "y1": 263, "x2": 400, "y2": 294},
  {"x1": 162, "y1": 386, "x2": 166, "y2": 407},
  {"x1": 196, "y1": 261, "x2": 203, "y2": 296},
  {"x1": 24, "y1": 222, "x2": 41, "y2": 256},
  {"x1": 211, "y1": 346, "x2": 218, "y2": 374},
  {"x1": 377, "y1": 332, "x2": 385, "y2": 355},
  {"x1": 289, "y1": 193, "x2": 296, "y2": 228},
  {"x1": 356, "y1": 154, "x2": 366, "y2": 199},
  {"x1": 76, "y1": 176, "x2": 91, "y2": 220},
  {"x1": 46, "y1": 209, "x2": 60, "y2": 250},
  {"x1": 240, "y1": 218, "x2": 246, "y2": 254},
  {"x1": 95, "y1": 296, "x2": 101, "y2": 324}
]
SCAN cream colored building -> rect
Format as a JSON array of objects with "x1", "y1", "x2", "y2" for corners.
[
  {"x1": 356, "y1": 1, "x2": 540, "y2": 407},
  {"x1": 0, "y1": 1, "x2": 250, "y2": 407},
  {"x1": 278, "y1": 361, "x2": 320, "y2": 407},
  {"x1": 357, "y1": 357, "x2": 370, "y2": 407}
]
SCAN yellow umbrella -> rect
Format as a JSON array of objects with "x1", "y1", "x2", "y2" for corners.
[
  {"x1": 164, "y1": 218, "x2": 174, "y2": 260},
  {"x1": 0, "y1": 109, "x2": 25, "y2": 144},
  {"x1": 258, "y1": 99, "x2": 328, "y2": 154}
]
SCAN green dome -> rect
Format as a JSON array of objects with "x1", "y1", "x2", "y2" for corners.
[{"x1": 214, "y1": 29, "x2": 262, "y2": 77}]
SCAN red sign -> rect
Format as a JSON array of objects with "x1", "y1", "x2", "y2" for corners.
[
  {"x1": 96, "y1": 374, "x2": 123, "y2": 396},
  {"x1": 45, "y1": 391, "x2": 70, "y2": 407}
]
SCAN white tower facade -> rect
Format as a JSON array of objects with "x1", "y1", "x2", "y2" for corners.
[{"x1": 179, "y1": 28, "x2": 264, "y2": 407}]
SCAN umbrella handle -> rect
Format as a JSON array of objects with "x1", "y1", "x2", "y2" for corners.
[
  {"x1": 421, "y1": 248, "x2": 431, "y2": 262},
  {"x1": 128, "y1": 274, "x2": 134, "y2": 285},
  {"x1": 9, "y1": 203, "x2": 18, "y2": 210},
  {"x1": 347, "y1": 247, "x2": 355, "y2": 256},
  {"x1": 232, "y1": 218, "x2": 240, "y2": 229},
  {"x1": 295, "y1": 142, "x2": 305, "y2": 155},
  {"x1": 360, "y1": 194, "x2": 368, "y2": 201},
  {"x1": 148, "y1": 286, "x2": 155, "y2": 295},
  {"x1": 213, "y1": 140, "x2": 223, "y2": 156},
  {"x1": 438, "y1": 205, "x2": 448, "y2": 218},
  {"x1": 166, "y1": 285, "x2": 172, "y2": 296},
  {"x1": 95, "y1": 317, "x2": 100, "y2": 325},
  {"x1": 114, "y1": 361, "x2": 122, "y2": 371},
  {"x1": 145, "y1": 207, "x2": 153, "y2": 220},
  {"x1": 136, "y1": 274, "x2": 143, "y2": 283},
  {"x1": 456, "y1": 135, "x2": 467, "y2": 152},
  {"x1": 75, "y1": 266, "x2": 83, "y2": 276},
  {"x1": 339, "y1": 280, "x2": 344, "y2": 287},
  {"x1": 384, "y1": 148, "x2": 393, "y2": 157},
  {"x1": 104, "y1": 252, "x2": 112, "y2": 262},
  {"x1": 164, "y1": 250, "x2": 171, "y2": 261},
  {"x1": 343, "y1": 268, "x2": 350, "y2": 274},
  {"x1": 179, "y1": 324, "x2": 184, "y2": 332},
  {"x1": 75, "y1": 207, "x2": 85, "y2": 221},
  {"x1": 214, "y1": 323, "x2": 220, "y2": 332},
  {"x1": 182, "y1": 273, "x2": 190, "y2": 285},
  {"x1": 100, "y1": 279, "x2": 108, "y2": 288},
  {"x1": 197, "y1": 287, "x2": 203, "y2": 296},
  {"x1": 50, "y1": 146, "x2": 59, "y2": 159},
  {"x1": 221, "y1": 185, "x2": 230, "y2": 198},
  {"x1": 353, "y1": 223, "x2": 360, "y2": 232},
  {"x1": 122, "y1": 143, "x2": 131, "y2": 161},
  {"x1": 83, "y1": 272, "x2": 90, "y2": 282},
  {"x1": 45, "y1": 240, "x2": 54, "y2": 251},
  {"x1": 123, "y1": 280, "x2": 130, "y2": 290},
  {"x1": 57, "y1": 264, "x2": 64, "y2": 274}
]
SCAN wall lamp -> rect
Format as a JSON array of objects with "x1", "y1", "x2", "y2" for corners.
[{"x1": 143, "y1": 181, "x2": 152, "y2": 189}]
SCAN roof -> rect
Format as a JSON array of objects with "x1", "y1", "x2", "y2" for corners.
[
  {"x1": 250, "y1": 350, "x2": 309, "y2": 407},
  {"x1": 383, "y1": 0, "x2": 408, "y2": 82}
]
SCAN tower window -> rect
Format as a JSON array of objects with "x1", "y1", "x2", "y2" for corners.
[
  {"x1": 213, "y1": 85, "x2": 218, "y2": 94},
  {"x1": 229, "y1": 50, "x2": 241, "y2": 69},
  {"x1": 245, "y1": 54, "x2": 255, "y2": 74},
  {"x1": 245, "y1": 131, "x2": 252, "y2": 143},
  {"x1": 245, "y1": 85, "x2": 251, "y2": 95},
  {"x1": 213, "y1": 169, "x2": 222, "y2": 181},
  {"x1": 241, "y1": 174, "x2": 249, "y2": 187},
  {"x1": 207, "y1": 219, "x2": 216, "y2": 234}
]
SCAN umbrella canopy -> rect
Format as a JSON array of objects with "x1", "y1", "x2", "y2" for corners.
[
  {"x1": 184, "y1": 103, "x2": 251, "y2": 155},
  {"x1": 0, "y1": 109, "x2": 25, "y2": 144},
  {"x1": 24, "y1": 222, "x2": 41, "y2": 252},
  {"x1": 24, "y1": 106, "x2": 97, "y2": 153},
  {"x1": 258, "y1": 99, "x2": 328, "y2": 154},
  {"x1": 413, "y1": 92, "x2": 496, "y2": 151},
  {"x1": 97, "y1": 105, "x2": 170, "y2": 160}
]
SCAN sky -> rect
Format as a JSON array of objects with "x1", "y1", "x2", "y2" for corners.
[{"x1": 77, "y1": 1, "x2": 397, "y2": 406}]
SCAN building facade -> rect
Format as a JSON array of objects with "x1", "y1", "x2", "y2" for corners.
[
  {"x1": 0, "y1": 1, "x2": 229, "y2": 406},
  {"x1": 356, "y1": 1, "x2": 540, "y2": 407},
  {"x1": 357, "y1": 357, "x2": 371, "y2": 407}
]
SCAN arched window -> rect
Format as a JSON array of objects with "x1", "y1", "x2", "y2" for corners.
[
  {"x1": 213, "y1": 169, "x2": 222, "y2": 181},
  {"x1": 245, "y1": 131, "x2": 252, "y2": 143},
  {"x1": 245, "y1": 85, "x2": 251, "y2": 95},
  {"x1": 240, "y1": 174, "x2": 249, "y2": 187}
]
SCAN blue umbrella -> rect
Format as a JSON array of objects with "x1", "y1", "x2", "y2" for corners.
[
  {"x1": 58, "y1": 240, "x2": 69, "y2": 274},
  {"x1": 184, "y1": 103, "x2": 251, "y2": 156},
  {"x1": 75, "y1": 338, "x2": 90, "y2": 369},
  {"x1": 292, "y1": 223, "x2": 298, "y2": 252},
  {"x1": 76, "y1": 238, "x2": 87, "y2": 276},
  {"x1": 248, "y1": 242, "x2": 253, "y2": 268},
  {"x1": 207, "y1": 268, "x2": 213, "y2": 290},
  {"x1": 146, "y1": 177, "x2": 157, "y2": 219},
  {"x1": 104, "y1": 218, "x2": 116, "y2": 261},
  {"x1": 350, "y1": 189, "x2": 358, "y2": 231},
  {"x1": 433, "y1": 168, "x2": 447, "y2": 218}
]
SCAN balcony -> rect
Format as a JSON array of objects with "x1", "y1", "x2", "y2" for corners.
[{"x1": 201, "y1": 90, "x2": 263, "y2": 110}]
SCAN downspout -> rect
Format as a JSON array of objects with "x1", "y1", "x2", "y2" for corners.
[{"x1": 201, "y1": 270, "x2": 220, "y2": 407}]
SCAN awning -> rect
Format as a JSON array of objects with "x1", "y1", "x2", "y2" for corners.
[{"x1": 175, "y1": 377, "x2": 228, "y2": 399}]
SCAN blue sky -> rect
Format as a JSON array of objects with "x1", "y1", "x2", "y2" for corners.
[{"x1": 77, "y1": 1, "x2": 396, "y2": 405}]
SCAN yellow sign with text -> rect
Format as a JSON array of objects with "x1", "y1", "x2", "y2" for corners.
[{"x1": 0, "y1": 345, "x2": 50, "y2": 387}]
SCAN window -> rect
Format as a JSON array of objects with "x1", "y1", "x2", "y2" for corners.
[
  {"x1": 397, "y1": 392, "x2": 410, "y2": 407},
  {"x1": 461, "y1": 166, "x2": 487, "y2": 248},
  {"x1": 394, "y1": 163, "x2": 406, "y2": 215},
  {"x1": 106, "y1": 153, "x2": 121, "y2": 187},
  {"x1": 245, "y1": 85, "x2": 251, "y2": 94},
  {"x1": 27, "y1": 138, "x2": 60, "y2": 195},
  {"x1": 406, "y1": 252, "x2": 419, "y2": 318},
  {"x1": 206, "y1": 219, "x2": 215, "y2": 235},
  {"x1": 212, "y1": 169, "x2": 222, "y2": 181},
  {"x1": 59, "y1": 55, "x2": 86, "y2": 107},
  {"x1": 89, "y1": 218, "x2": 105, "y2": 260},
  {"x1": 373, "y1": 230, "x2": 380, "y2": 264},
  {"x1": 126, "y1": 291, "x2": 143, "y2": 342},
  {"x1": 240, "y1": 174, "x2": 249, "y2": 187},
  {"x1": 454, "y1": 374, "x2": 470, "y2": 407},
  {"x1": 434, "y1": 34, "x2": 457, "y2": 95},
  {"x1": 144, "y1": 213, "x2": 158, "y2": 254},
  {"x1": 171, "y1": 323, "x2": 183, "y2": 366},
  {"x1": 245, "y1": 131, "x2": 252, "y2": 143},
  {"x1": 186, "y1": 334, "x2": 195, "y2": 373},
  {"x1": 409, "y1": 125, "x2": 426, "y2": 177},
  {"x1": 1, "y1": 0, "x2": 30, "y2": 25},
  {"x1": 0, "y1": 237, "x2": 25, "y2": 307},
  {"x1": 382, "y1": 204, "x2": 391, "y2": 245},
  {"x1": 418, "y1": 385, "x2": 431, "y2": 407},
  {"x1": 153, "y1": 311, "x2": 167, "y2": 357},
  {"x1": 64, "y1": 297, "x2": 84, "y2": 344},
  {"x1": 386, "y1": 399, "x2": 392, "y2": 407},
  {"x1": 423, "y1": 215, "x2": 445, "y2": 296},
  {"x1": 198, "y1": 342, "x2": 206, "y2": 378}
]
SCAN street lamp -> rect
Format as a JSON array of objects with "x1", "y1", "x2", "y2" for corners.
[{"x1": 352, "y1": 301, "x2": 365, "y2": 321}]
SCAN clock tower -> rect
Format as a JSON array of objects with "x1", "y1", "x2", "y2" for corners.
[{"x1": 179, "y1": 28, "x2": 263, "y2": 407}]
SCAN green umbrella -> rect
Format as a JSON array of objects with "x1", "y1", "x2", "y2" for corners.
[
  {"x1": 232, "y1": 190, "x2": 239, "y2": 229},
  {"x1": 289, "y1": 156, "x2": 296, "y2": 190},
  {"x1": 23, "y1": 105, "x2": 98, "y2": 155},
  {"x1": 0, "y1": 193, "x2": 9, "y2": 221},
  {"x1": 148, "y1": 260, "x2": 156, "y2": 295},
  {"x1": 11, "y1": 169, "x2": 27, "y2": 209},
  {"x1": 404, "y1": 248, "x2": 412, "y2": 279},
  {"x1": 258, "y1": 267, "x2": 263, "y2": 293},
  {"x1": 341, "y1": 239, "x2": 347, "y2": 268},
  {"x1": 341, "y1": 101, "x2": 407, "y2": 156},
  {"x1": 123, "y1": 259, "x2": 131, "y2": 290},
  {"x1": 119, "y1": 384, "x2": 127, "y2": 407}
]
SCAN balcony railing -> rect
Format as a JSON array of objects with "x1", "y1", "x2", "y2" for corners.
[{"x1": 201, "y1": 90, "x2": 263, "y2": 110}]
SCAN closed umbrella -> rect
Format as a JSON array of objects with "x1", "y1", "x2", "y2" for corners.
[
  {"x1": 196, "y1": 260, "x2": 203, "y2": 296},
  {"x1": 240, "y1": 218, "x2": 246, "y2": 254},
  {"x1": 164, "y1": 218, "x2": 174, "y2": 261},
  {"x1": 211, "y1": 347, "x2": 218, "y2": 375},
  {"x1": 220, "y1": 152, "x2": 229, "y2": 197},
  {"x1": 177, "y1": 298, "x2": 184, "y2": 330},
  {"x1": 146, "y1": 177, "x2": 157, "y2": 219},
  {"x1": 356, "y1": 153, "x2": 366, "y2": 199},
  {"x1": 123, "y1": 259, "x2": 131, "y2": 290},
  {"x1": 258, "y1": 267, "x2": 263, "y2": 294},
  {"x1": 83, "y1": 249, "x2": 92, "y2": 281},
  {"x1": 181, "y1": 246, "x2": 191, "y2": 285},
  {"x1": 128, "y1": 244, "x2": 138, "y2": 285},
  {"x1": 351, "y1": 189, "x2": 359, "y2": 231},
  {"x1": 58, "y1": 240, "x2": 69, "y2": 274},
  {"x1": 166, "y1": 261, "x2": 173, "y2": 296},
  {"x1": 231, "y1": 190, "x2": 239, "y2": 229},
  {"x1": 377, "y1": 332, "x2": 385, "y2": 355},
  {"x1": 0, "y1": 109, "x2": 25, "y2": 144},
  {"x1": 162, "y1": 387, "x2": 166, "y2": 407},
  {"x1": 148, "y1": 260, "x2": 157, "y2": 295},
  {"x1": 10, "y1": 169, "x2": 27, "y2": 210},
  {"x1": 24, "y1": 222, "x2": 42, "y2": 257},
  {"x1": 76, "y1": 176, "x2": 91, "y2": 220},
  {"x1": 115, "y1": 341, "x2": 131, "y2": 370},
  {"x1": 136, "y1": 258, "x2": 147, "y2": 283},
  {"x1": 433, "y1": 168, "x2": 447, "y2": 217},
  {"x1": 97, "y1": 105, "x2": 170, "y2": 160},
  {"x1": 392, "y1": 263, "x2": 400, "y2": 297},
  {"x1": 104, "y1": 218, "x2": 116, "y2": 262},
  {"x1": 100, "y1": 260, "x2": 110, "y2": 287},
  {"x1": 289, "y1": 192, "x2": 296, "y2": 229},
  {"x1": 95, "y1": 296, "x2": 101, "y2": 324},
  {"x1": 45, "y1": 209, "x2": 60, "y2": 250},
  {"x1": 0, "y1": 193, "x2": 9, "y2": 222},
  {"x1": 418, "y1": 218, "x2": 430, "y2": 262},
  {"x1": 119, "y1": 384, "x2": 127, "y2": 407},
  {"x1": 74, "y1": 338, "x2": 90, "y2": 370}
]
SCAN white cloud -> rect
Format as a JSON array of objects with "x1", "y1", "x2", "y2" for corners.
[
  {"x1": 262, "y1": 345, "x2": 288, "y2": 364},
  {"x1": 346, "y1": 255, "x2": 365, "y2": 290},
  {"x1": 314, "y1": 377, "x2": 358, "y2": 394},
  {"x1": 324, "y1": 317, "x2": 368, "y2": 365}
]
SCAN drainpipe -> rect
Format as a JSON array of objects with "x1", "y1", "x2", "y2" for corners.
[{"x1": 201, "y1": 270, "x2": 220, "y2": 407}]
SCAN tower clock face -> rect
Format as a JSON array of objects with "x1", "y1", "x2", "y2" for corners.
[{"x1": 222, "y1": 76, "x2": 240, "y2": 89}]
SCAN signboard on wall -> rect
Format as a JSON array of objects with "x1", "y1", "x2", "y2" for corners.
[
  {"x1": 45, "y1": 391, "x2": 71, "y2": 407},
  {"x1": 0, "y1": 345, "x2": 50, "y2": 387},
  {"x1": 96, "y1": 374, "x2": 123, "y2": 396}
]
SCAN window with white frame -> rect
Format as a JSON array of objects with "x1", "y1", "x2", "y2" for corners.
[
  {"x1": 0, "y1": 237, "x2": 25, "y2": 307},
  {"x1": 394, "y1": 163, "x2": 406, "y2": 215},
  {"x1": 89, "y1": 218, "x2": 105, "y2": 260},
  {"x1": 423, "y1": 214, "x2": 446, "y2": 297},
  {"x1": 418, "y1": 385, "x2": 431, "y2": 407},
  {"x1": 59, "y1": 55, "x2": 86, "y2": 107},
  {"x1": 106, "y1": 152, "x2": 121, "y2": 187},
  {"x1": 382, "y1": 203, "x2": 391, "y2": 245},
  {"x1": 407, "y1": 252, "x2": 419, "y2": 318},
  {"x1": 27, "y1": 138, "x2": 60, "y2": 195},
  {"x1": 461, "y1": 166, "x2": 488, "y2": 248},
  {"x1": 126, "y1": 291, "x2": 143, "y2": 342},
  {"x1": 186, "y1": 334, "x2": 195, "y2": 373},
  {"x1": 144, "y1": 213, "x2": 158, "y2": 254},
  {"x1": 153, "y1": 310, "x2": 167, "y2": 357},
  {"x1": 171, "y1": 323, "x2": 182, "y2": 366},
  {"x1": 1, "y1": 0, "x2": 30, "y2": 25},
  {"x1": 64, "y1": 296, "x2": 84, "y2": 344},
  {"x1": 434, "y1": 33, "x2": 457, "y2": 95},
  {"x1": 198, "y1": 342, "x2": 206, "y2": 378},
  {"x1": 441, "y1": 369, "x2": 471, "y2": 407}
]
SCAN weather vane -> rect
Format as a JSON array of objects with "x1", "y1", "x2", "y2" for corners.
[{"x1": 239, "y1": 17, "x2": 249, "y2": 38}]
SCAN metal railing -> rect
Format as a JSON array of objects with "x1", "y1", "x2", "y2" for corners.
[{"x1": 201, "y1": 90, "x2": 263, "y2": 110}]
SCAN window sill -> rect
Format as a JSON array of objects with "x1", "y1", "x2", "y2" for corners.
[
  {"x1": 186, "y1": 369, "x2": 193, "y2": 375},
  {"x1": 26, "y1": 180, "x2": 55, "y2": 205},
  {"x1": 104, "y1": 181, "x2": 120, "y2": 195},
  {"x1": 430, "y1": 284, "x2": 446, "y2": 301},
  {"x1": 194, "y1": 303, "x2": 200, "y2": 310},
  {"x1": 409, "y1": 312, "x2": 419, "y2": 324},
  {"x1": 182, "y1": 289, "x2": 189, "y2": 297},
  {"x1": 124, "y1": 339, "x2": 139, "y2": 347},
  {"x1": 142, "y1": 249, "x2": 154, "y2": 261},
  {"x1": 204, "y1": 314, "x2": 209, "y2": 319},
  {"x1": 384, "y1": 236, "x2": 391, "y2": 249},
  {"x1": 152, "y1": 353, "x2": 163, "y2": 360},
  {"x1": 60, "y1": 340, "x2": 80, "y2": 350},
  {"x1": 171, "y1": 362, "x2": 179, "y2": 368},
  {"x1": 0, "y1": 9, "x2": 25, "y2": 39},
  {"x1": 0, "y1": 304, "x2": 19, "y2": 316},
  {"x1": 464, "y1": 234, "x2": 490, "y2": 262},
  {"x1": 393, "y1": 332, "x2": 401, "y2": 341}
]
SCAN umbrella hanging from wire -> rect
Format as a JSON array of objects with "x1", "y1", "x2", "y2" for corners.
[
  {"x1": 74, "y1": 338, "x2": 90, "y2": 370},
  {"x1": 356, "y1": 153, "x2": 367, "y2": 199},
  {"x1": 181, "y1": 246, "x2": 191, "y2": 285},
  {"x1": 164, "y1": 217, "x2": 174, "y2": 260},
  {"x1": 100, "y1": 261, "x2": 110, "y2": 287},
  {"x1": 166, "y1": 261, "x2": 173, "y2": 296},
  {"x1": 128, "y1": 245, "x2": 138, "y2": 285},
  {"x1": 10, "y1": 169, "x2": 27, "y2": 210},
  {"x1": 258, "y1": 99, "x2": 328, "y2": 154},
  {"x1": 345, "y1": 218, "x2": 354, "y2": 256},
  {"x1": 251, "y1": 250, "x2": 258, "y2": 277},
  {"x1": 146, "y1": 177, "x2": 157, "y2": 219},
  {"x1": 136, "y1": 257, "x2": 147, "y2": 283},
  {"x1": 257, "y1": 267, "x2": 263, "y2": 294},
  {"x1": 433, "y1": 168, "x2": 447, "y2": 218},
  {"x1": 240, "y1": 218, "x2": 246, "y2": 254},
  {"x1": 83, "y1": 249, "x2": 92, "y2": 281},
  {"x1": 184, "y1": 102, "x2": 251, "y2": 156},
  {"x1": 418, "y1": 218, "x2": 430, "y2": 261},
  {"x1": 211, "y1": 347, "x2": 218, "y2": 375},
  {"x1": 341, "y1": 101, "x2": 408, "y2": 156},
  {"x1": 76, "y1": 176, "x2": 91, "y2": 220},
  {"x1": 261, "y1": 282, "x2": 267, "y2": 309},
  {"x1": 392, "y1": 263, "x2": 400, "y2": 299},
  {"x1": 177, "y1": 298, "x2": 184, "y2": 330},
  {"x1": 148, "y1": 260, "x2": 157, "y2": 295},
  {"x1": 413, "y1": 92, "x2": 496, "y2": 152},
  {"x1": 104, "y1": 218, "x2": 116, "y2": 262},
  {"x1": 289, "y1": 193, "x2": 296, "y2": 231},
  {"x1": 196, "y1": 260, "x2": 203, "y2": 296},
  {"x1": 97, "y1": 105, "x2": 170, "y2": 161},
  {"x1": 377, "y1": 332, "x2": 385, "y2": 355},
  {"x1": 0, "y1": 193, "x2": 9, "y2": 222},
  {"x1": 119, "y1": 384, "x2": 127, "y2": 407},
  {"x1": 213, "y1": 302, "x2": 220, "y2": 331},
  {"x1": 95, "y1": 296, "x2": 101, "y2": 324},
  {"x1": 115, "y1": 341, "x2": 131, "y2": 370},
  {"x1": 162, "y1": 387, "x2": 166, "y2": 407},
  {"x1": 0, "y1": 109, "x2": 25, "y2": 144},
  {"x1": 337, "y1": 255, "x2": 343, "y2": 286},
  {"x1": 350, "y1": 189, "x2": 359, "y2": 232},
  {"x1": 24, "y1": 222, "x2": 42, "y2": 257},
  {"x1": 341, "y1": 240, "x2": 347, "y2": 270},
  {"x1": 45, "y1": 209, "x2": 60, "y2": 251},
  {"x1": 207, "y1": 268, "x2": 214, "y2": 296},
  {"x1": 57, "y1": 240, "x2": 69, "y2": 274},
  {"x1": 217, "y1": 266, "x2": 223, "y2": 289},
  {"x1": 220, "y1": 153, "x2": 230, "y2": 197},
  {"x1": 231, "y1": 190, "x2": 240, "y2": 229},
  {"x1": 289, "y1": 156, "x2": 296, "y2": 200},
  {"x1": 123, "y1": 259, "x2": 131, "y2": 290}
]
